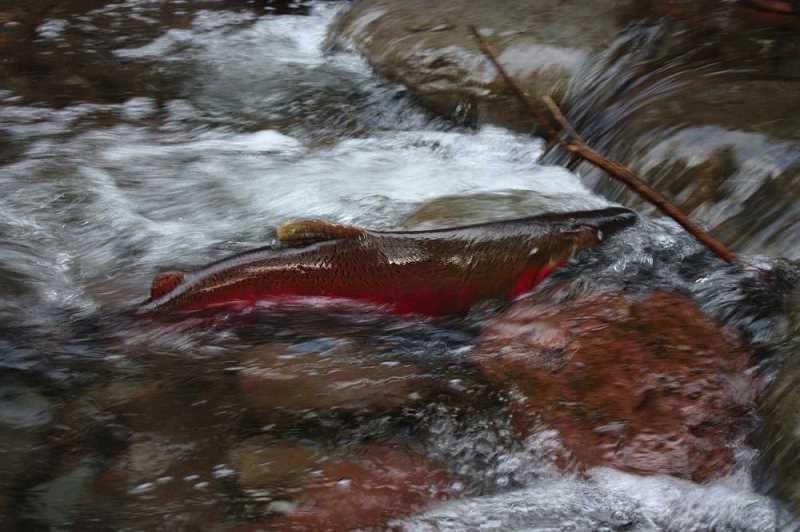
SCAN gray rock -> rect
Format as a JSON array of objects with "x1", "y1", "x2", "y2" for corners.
[
  {"x1": 28, "y1": 459, "x2": 96, "y2": 532},
  {"x1": 401, "y1": 190, "x2": 609, "y2": 230},
  {"x1": 0, "y1": 383, "x2": 54, "y2": 492},
  {"x1": 328, "y1": 0, "x2": 636, "y2": 131},
  {"x1": 0, "y1": 383, "x2": 53, "y2": 429}
]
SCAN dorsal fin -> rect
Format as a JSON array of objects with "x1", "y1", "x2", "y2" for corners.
[
  {"x1": 150, "y1": 271, "x2": 184, "y2": 300},
  {"x1": 276, "y1": 219, "x2": 366, "y2": 246}
]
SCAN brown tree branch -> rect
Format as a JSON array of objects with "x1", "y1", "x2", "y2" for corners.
[
  {"x1": 469, "y1": 26, "x2": 738, "y2": 264},
  {"x1": 541, "y1": 94, "x2": 585, "y2": 144}
]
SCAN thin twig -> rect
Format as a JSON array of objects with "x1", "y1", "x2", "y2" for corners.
[
  {"x1": 542, "y1": 94, "x2": 584, "y2": 144},
  {"x1": 563, "y1": 142, "x2": 737, "y2": 263},
  {"x1": 469, "y1": 25, "x2": 738, "y2": 264},
  {"x1": 542, "y1": 93, "x2": 585, "y2": 171}
]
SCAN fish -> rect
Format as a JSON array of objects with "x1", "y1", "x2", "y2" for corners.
[{"x1": 138, "y1": 207, "x2": 637, "y2": 316}]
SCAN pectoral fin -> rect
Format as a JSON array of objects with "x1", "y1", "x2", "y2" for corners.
[{"x1": 276, "y1": 219, "x2": 366, "y2": 246}]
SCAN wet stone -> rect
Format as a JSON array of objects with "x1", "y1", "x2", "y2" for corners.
[
  {"x1": 91, "y1": 371, "x2": 242, "y2": 442},
  {"x1": 238, "y1": 339, "x2": 432, "y2": 422},
  {"x1": 328, "y1": 0, "x2": 638, "y2": 131},
  {"x1": 26, "y1": 458, "x2": 96, "y2": 531},
  {"x1": 82, "y1": 380, "x2": 164, "y2": 412},
  {"x1": 83, "y1": 431, "x2": 231, "y2": 531},
  {"x1": 0, "y1": 383, "x2": 55, "y2": 493},
  {"x1": 126, "y1": 438, "x2": 183, "y2": 484},
  {"x1": 757, "y1": 328, "x2": 800, "y2": 515},
  {"x1": 237, "y1": 445, "x2": 452, "y2": 531},
  {"x1": 0, "y1": 428, "x2": 50, "y2": 494},
  {"x1": 400, "y1": 190, "x2": 608, "y2": 230},
  {"x1": 228, "y1": 437, "x2": 321, "y2": 490},
  {"x1": 0, "y1": 383, "x2": 53, "y2": 429},
  {"x1": 472, "y1": 291, "x2": 754, "y2": 481},
  {"x1": 97, "y1": 433, "x2": 202, "y2": 488}
]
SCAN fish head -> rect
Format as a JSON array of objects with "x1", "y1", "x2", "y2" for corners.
[
  {"x1": 565, "y1": 206, "x2": 637, "y2": 246},
  {"x1": 533, "y1": 207, "x2": 638, "y2": 264}
]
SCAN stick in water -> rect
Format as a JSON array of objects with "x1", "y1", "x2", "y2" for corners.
[{"x1": 468, "y1": 26, "x2": 738, "y2": 264}]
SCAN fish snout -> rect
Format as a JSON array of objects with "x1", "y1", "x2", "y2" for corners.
[
  {"x1": 575, "y1": 207, "x2": 637, "y2": 242},
  {"x1": 558, "y1": 207, "x2": 637, "y2": 253}
]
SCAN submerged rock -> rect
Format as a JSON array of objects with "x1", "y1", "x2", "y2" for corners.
[
  {"x1": 83, "y1": 431, "x2": 230, "y2": 531},
  {"x1": 27, "y1": 458, "x2": 96, "y2": 531},
  {"x1": 401, "y1": 192, "x2": 556, "y2": 230},
  {"x1": 228, "y1": 437, "x2": 321, "y2": 490},
  {"x1": 473, "y1": 291, "x2": 754, "y2": 481},
  {"x1": 238, "y1": 340, "x2": 432, "y2": 422},
  {"x1": 0, "y1": 383, "x2": 54, "y2": 496},
  {"x1": 251, "y1": 445, "x2": 452, "y2": 531}
]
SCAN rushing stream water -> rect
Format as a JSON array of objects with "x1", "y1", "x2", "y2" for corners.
[{"x1": 0, "y1": 1, "x2": 797, "y2": 530}]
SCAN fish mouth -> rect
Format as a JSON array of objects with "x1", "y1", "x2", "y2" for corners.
[
  {"x1": 548, "y1": 207, "x2": 638, "y2": 260},
  {"x1": 571, "y1": 207, "x2": 638, "y2": 239}
]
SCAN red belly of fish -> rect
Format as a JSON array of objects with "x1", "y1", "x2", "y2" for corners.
[
  {"x1": 182, "y1": 263, "x2": 560, "y2": 316},
  {"x1": 508, "y1": 260, "x2": 564, "y2": 300}
]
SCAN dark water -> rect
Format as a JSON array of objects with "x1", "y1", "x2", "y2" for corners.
[{"x1": 0, "y1": 1, "x2": 797, "y2": 530}]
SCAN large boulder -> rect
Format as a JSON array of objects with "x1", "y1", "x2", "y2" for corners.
[
  {"x1": 328, "y1": 0, "x2": 639, "y2": 131},
  {"x1": 472, "y1": 290, "x2": 754, "y2": 481}
]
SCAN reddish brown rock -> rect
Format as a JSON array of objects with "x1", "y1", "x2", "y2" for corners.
[
  {"x1": 233, "y1": 446, "x2": 451, "y2": 531},
  {"x1": 473, "y1": 291, "x2": 754, "y2": 482},
  {"x1": 85, "y1": 433, "x2": 230, "y2": 531}
]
